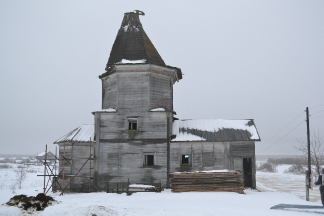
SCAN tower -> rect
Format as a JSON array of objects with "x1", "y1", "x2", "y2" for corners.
[{"x1": 93, "y1": 11, "x2": 182, "y2": 188}]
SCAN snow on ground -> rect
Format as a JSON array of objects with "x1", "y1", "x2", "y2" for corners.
[
  {"x1": 257, "y1": 164, "x2": 321, "y2": 203},
  {"x1": 0, "y1": 163, "x2": 323, "y2": 215}
]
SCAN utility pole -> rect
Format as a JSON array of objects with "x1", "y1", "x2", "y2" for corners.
[{"x1": 306, "y1": 107, "x2": 311, "y2": 201}]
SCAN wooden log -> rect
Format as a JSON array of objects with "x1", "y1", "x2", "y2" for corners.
[{"x1": 170, "y1": 170, "x2": 244, "y2": 194}]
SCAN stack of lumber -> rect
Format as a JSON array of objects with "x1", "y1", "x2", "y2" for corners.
[{"x1": 170, "y1": 170, "x2": 244, "y2": 194}]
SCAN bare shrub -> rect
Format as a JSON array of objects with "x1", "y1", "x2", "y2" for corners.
[
  {"x1": 15, "y1": 166, "x2": 27, "y2": 189},
  {"x1": 267, "y1": 157, "x2": 306, "y2": 165},
  {"x1": 295, "y1": 131, "x2": 324, "y2": 176},
  {"x1": 0, "y1": 164, "x2": 12, "y2": 169},
  {"x1": 10, "y1": 184, "x2": 16, "y2": 194},
  {"x1": 0, "y1": 158, "x2": 13, "y2": 163},
  {"x1": 257, "y1": 162, "x2": 277, "y2": 173},
  {"x1": 26, "y1": 169, "x2": 37, "y2": 173},
  {"x1": 284, "y1": 164, "x2": 306, "y2": 175}
]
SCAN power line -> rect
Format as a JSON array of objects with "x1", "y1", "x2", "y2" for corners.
[
  {"x1": 310, "y1": 104, "x2": 324, "y2": 109},
  {"x1": 259, "y1": 120, "x2": 305, "y2": 153},
  {"x1": 263, "y1": 111, "x2": 304, "y2": 143},
  {"x1": 258, "y1": 108, "x2": 323, "y2": 154},
  {"x1": 310, "y1": 109, "x2": 324, "y2": 116},
  {"x1": 310, "y1": 115, "x2": 324, "y2": 120}
]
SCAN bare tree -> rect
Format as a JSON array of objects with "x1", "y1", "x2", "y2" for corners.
[
  {"x1": 15, "y1": 166, "x2": 27, "y2": 189},
  {"x1": 295, "y1": 131, "x2": 324, "y2": 176}
]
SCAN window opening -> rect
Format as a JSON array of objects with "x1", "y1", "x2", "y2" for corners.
[
  {"x1": 128, "y1": 118, "x2": 137, "y2": 130},
  {"x1": 145, "y1": 155, "x2": 154, "y2": 166},
  {"x1": 181, "y1": 154, "x2": 191, "y2": 166}
]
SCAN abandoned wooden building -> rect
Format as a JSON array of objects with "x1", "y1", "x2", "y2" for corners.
[{"x1": 54, "y1": 11, "x2": 261, "y2": 192}]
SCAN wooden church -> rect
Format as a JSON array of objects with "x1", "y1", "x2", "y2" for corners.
[{"x1": 54, "y1": 11, "x2": 261, "y2": 192}]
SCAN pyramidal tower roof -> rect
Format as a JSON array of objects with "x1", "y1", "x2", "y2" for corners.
[{"x1": 105, "y1": 10, "x2": 166, "y2": 71}]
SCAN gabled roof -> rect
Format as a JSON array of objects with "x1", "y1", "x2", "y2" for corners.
[
  {"x1": 54, "y1": 124, "x2": 94, "y2": 144},
  {"x1": 172, "y1": 119, "x2": 261, "y2": 142},
  {"x1": 105, "y1": 11, "x2": 165, "y2": 70}
]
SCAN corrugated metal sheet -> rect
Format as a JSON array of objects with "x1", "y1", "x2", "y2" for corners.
[
  {"x1": 54, "y1": 124, "x2": 94, "y2": 144},
  {"x1": 172, "y1": 119, "x2": 261, "y2": 142}
]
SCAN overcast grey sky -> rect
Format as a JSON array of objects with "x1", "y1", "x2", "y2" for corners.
[{"x1": 0, "y1": 1, "x2": 323, "y2": 156}]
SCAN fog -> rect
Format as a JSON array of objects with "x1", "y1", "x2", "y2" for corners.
[{"x1": 0, "y1": 1, "x2": 323, "y2": 156}]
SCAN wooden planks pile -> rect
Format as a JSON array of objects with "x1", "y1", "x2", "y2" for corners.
[{"x1": 170, "y1": 170, "x2": 244, "y2": 194}]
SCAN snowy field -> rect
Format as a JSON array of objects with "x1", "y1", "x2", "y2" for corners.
[
  {"x1": 0, "y1": 163, "x2": 323, "y2": 215},
  {"x1": 257, "y1": 164, "x2": 321, "y2": 203}
]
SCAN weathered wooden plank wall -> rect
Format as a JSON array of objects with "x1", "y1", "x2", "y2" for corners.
[
  {"x1": 229, "y1": 142, "x2": 256, "y2": 188},
  {"x1": 149, "y1": 73, "x2": 173, "y2": 111},
  {"x1": 102, "y1": 75, "x2": 118, "y2": 109},
  {"x1": 93, "y1": 63, "x2": 257, "y2": 190},
  {"x1": 170, "y1": 142, "x2": 227, "y2": 173},
  {"x1": 95, "y1": 141, "x2": 168, "y2": 189},
  {"x1": 98, "y1": 112, "x2": 169, "y2": 140},
  {"x1": 170, "y1": 141, "x2": 256, "y2": 188},
  {"x1": 94, "y1": 66, "x2": 177, "y2": 189},
  {"x1": 58, "y1": 142, "x2": 94, "y2": 192}
]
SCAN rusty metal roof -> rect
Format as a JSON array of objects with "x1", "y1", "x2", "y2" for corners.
[{"x1": 54, "y1": 124, "x2": 94, "y2": 144}]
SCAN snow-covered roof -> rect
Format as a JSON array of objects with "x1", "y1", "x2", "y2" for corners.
[
  {"x1": 37, "y1": 152, "x2": 46, "y2": 156},
  {"x1": 172, "y1": 169, "x2": 235, "y2": 174},
  {"x1": 37, "y1": 151, "x2": 54, "y2": 157},
  {"x1": 54, "y1": 124, "x2": 94, "y2": 144},
  {"x1": 92, "y1": 108, "x2": 117, "y2": 114},
  {"x1": 150, "y1": 108, "x2": 165, "y2": 112},
  {"x1": 116, "y1": 59, "x2": 147, "y2": 64},
  {"x1": 172, "y1": 119, "x2": 260, "y2": 142}
]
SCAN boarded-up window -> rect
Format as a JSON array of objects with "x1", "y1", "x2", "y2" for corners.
[
  {"x1": 234, "y1": 158, "x2": 243, "y2": 171},
  {"x1": 108, "y1": 153, "x2": 119, "y2": 166},
  {"x1": 215, "y1": 151, "x2": 224, "y2": 169},
  {"x1": 202, "y1": 152, "x2": 214, "y2": 166}
]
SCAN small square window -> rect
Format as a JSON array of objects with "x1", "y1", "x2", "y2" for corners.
[
  {"x1": 181, "y1": 154, "x2": 191, "y2": 166},
  {"x1": 128, "y1": 118, "x2": 137, "y2": 130},
  {"x1": 144, "y1": 155, "x2": 154, "y2": 166}
]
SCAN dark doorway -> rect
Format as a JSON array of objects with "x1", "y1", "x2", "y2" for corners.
[{"x1": 243, "y1": 158, "x2": 252, "y2": 188}]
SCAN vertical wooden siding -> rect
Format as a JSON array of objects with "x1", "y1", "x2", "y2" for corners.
[{"x1": 58, "y1": 143, "x2": 94, "y2": 191}]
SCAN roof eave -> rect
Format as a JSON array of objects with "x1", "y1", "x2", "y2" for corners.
[{"x1": 99, "y1": 64, "x2": 182, "y2": 81}]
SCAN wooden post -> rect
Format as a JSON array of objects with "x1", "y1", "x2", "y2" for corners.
[
  {"x1": 159, "y1": 179, "x2": 161, "y2": 192},
  {"x1": 127, "y1": 178, "x2": 129, "y2": 194},
  {"x1": 306, "y1": 107, "x2": 311, "y2": 201},
  {"x1": 62, "y1": 143, "x2": 65, "y2": 195},
  {"x1": 167, "y1": 117, "x2": 170, "y2": 188},
  {"x1": 89, "y1": 137, "x2": 92, "y2": 193},
  {"x1": 55, "y1": 146, "x2": 57, "y2": 176},
  {"x1": 43, "y1": 145, "x2": 47, "y2": 194}
]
